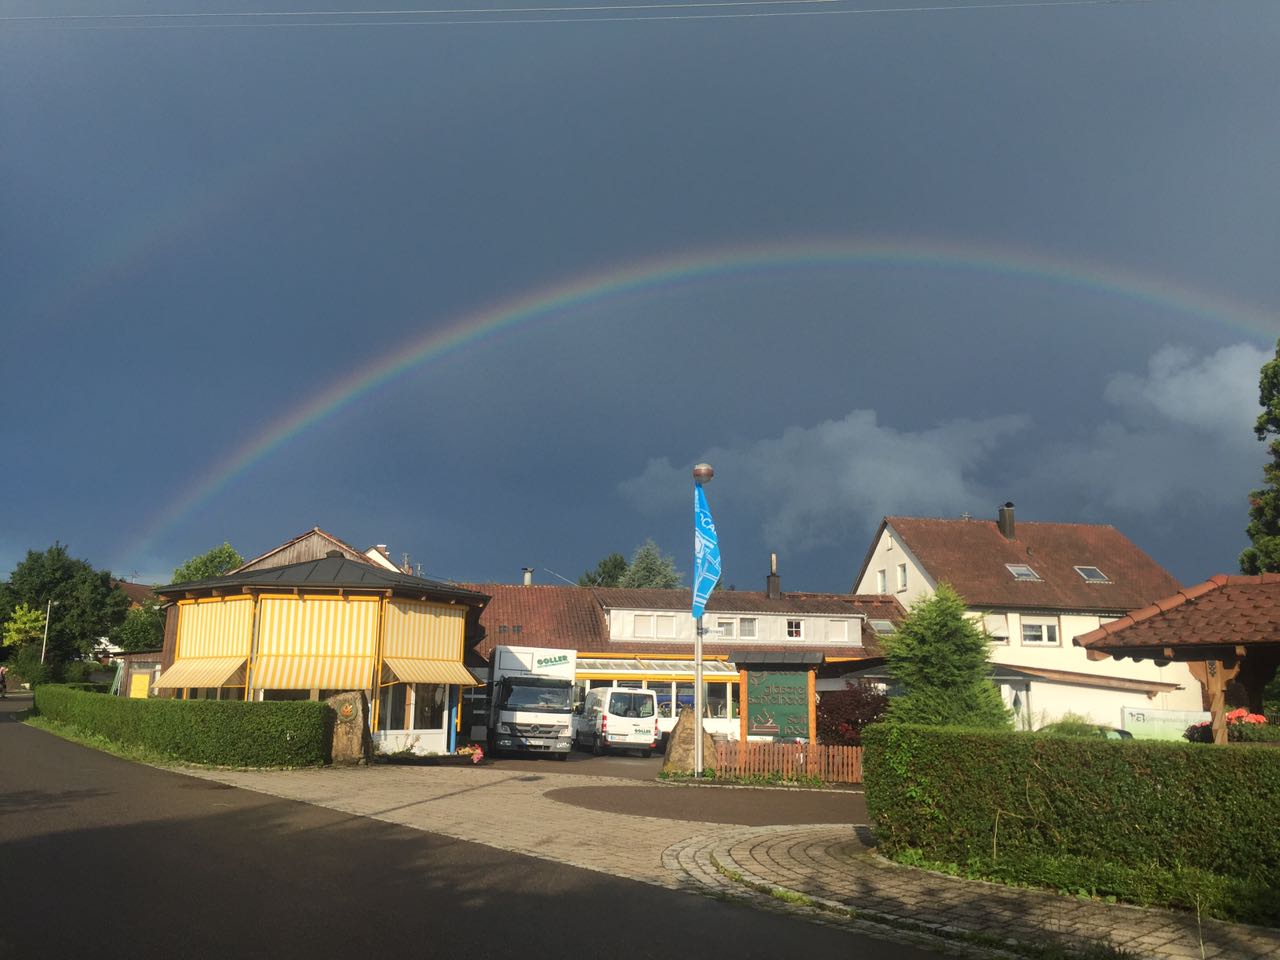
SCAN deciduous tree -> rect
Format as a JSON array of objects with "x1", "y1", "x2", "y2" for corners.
[
  {"x1": 171, "y1": 542, "x2": 244, "y2": 584},
  {"x1": 578, "y1": 552, "x2": 627, "y2": 587},
  {"x1": 0, "y1": 543, "x2": 129, "y2": 662},
  {"x1": 2, "y1": 602, "x2": 45, "y2": 649},
  {"x1": 111, "y1": 600, "x2": 165, "y2": 652},
  {"x1": 883, "y1": 583, "x2": 1011, "y2": 729}
]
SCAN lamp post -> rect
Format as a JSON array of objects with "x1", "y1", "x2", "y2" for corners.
[{"x1": 40, "y1": 599, "x2": 59, "y2": 664}]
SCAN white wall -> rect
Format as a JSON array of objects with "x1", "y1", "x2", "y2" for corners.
[
  {"x1": 854, "y1": 525, "x2": 934, "y2": 606},
  {"x1": 607, "y1": 608, "x2": 864, "y2": 650}
]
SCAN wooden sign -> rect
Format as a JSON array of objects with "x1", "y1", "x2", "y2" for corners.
[{"x1": 746, "y1": 670, "x2": 809, "y2": 739}]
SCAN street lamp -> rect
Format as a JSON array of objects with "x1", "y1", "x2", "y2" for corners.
[{"x1": 40, "y1": 599, "x2": 59, "y2": 664}]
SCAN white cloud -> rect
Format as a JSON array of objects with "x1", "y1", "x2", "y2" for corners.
[
  {"x1": 620, "y1": 410, "x2": 1029, "y2": 552},
  {"x1": 1029, "y1": 342, "x2": 1270, "y2": 515}
]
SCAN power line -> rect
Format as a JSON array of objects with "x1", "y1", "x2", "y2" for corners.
[{"x1": 0, "y1": 0, "x2": 1168, "y2": 31}]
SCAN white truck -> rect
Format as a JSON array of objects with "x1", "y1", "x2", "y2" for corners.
[{"x1": 487, "y1": 646, "x2": 577, "y2": 759}]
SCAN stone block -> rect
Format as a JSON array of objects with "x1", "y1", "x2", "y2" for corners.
[
  {"x1": 661, "y1": 707, "x2": 717, "y2": 775},
  {"x1": 325, "y1": 690, "x2": 373, "y2": 765}
]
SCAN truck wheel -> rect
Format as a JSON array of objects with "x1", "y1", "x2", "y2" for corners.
[
  {"x1": 592, "y1": 734, "x2": 604, "y2": 757},
  {"x1": 554, "y1": 752, "x2": 568, "y2": 761},
  {"x1": 641, "y1": 750, "x2": 652, "y2": 759}
]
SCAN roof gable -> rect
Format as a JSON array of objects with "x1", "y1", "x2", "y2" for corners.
[
  {"x1": 886, "y1": 516, "x2": 1181, "y2": 612},
  {"x1": 231, "y1": 528, "x2": 374, "y2": 574},
  {"x1": 1075, "y1": 573, "x2": 1280, "y2": 652}
]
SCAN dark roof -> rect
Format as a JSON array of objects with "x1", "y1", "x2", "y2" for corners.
[
  {"x1": 464, "y1": 583, "x2": 896, "y2": 661},
  {"x1": 730, "y1": 650, "x2": 824, "y2": 666},
  {"x1": 155, "y1": 555, "x2": 487, "y2": 606},
  {"x1": 866, "y1": 516, "x2": 1181, "y2": 612},
  {"x1": 1075, "y1": 573, "x2": 1280, "y2": 654}
]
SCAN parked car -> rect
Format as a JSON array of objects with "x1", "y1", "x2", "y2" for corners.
[
  {"x1": 574, "y1": 688, "x2": 660, "y2": 757},
  {"x1": 1036, "y1": 721, "x2": 1133, "y2": 740}
]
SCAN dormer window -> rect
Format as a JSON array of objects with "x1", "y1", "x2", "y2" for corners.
[
  {"x1": 1006, "y1": 564, "x2": 1041, "y2": 581},
  {"x1": 1074, "y1": 566, "x2": 1110, "y2": 583}
]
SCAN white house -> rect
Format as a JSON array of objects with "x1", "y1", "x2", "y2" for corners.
[{"x1": 851, "y1": 503, "x2": 1203, "y2": 729}]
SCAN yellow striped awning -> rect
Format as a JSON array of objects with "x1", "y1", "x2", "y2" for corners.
[
  {"x1": 383, "y1": 657, "x2": 480, "y2": 686},
  {"x1": 155, "y1": 657, "x2": 246, "y2": 689},
  {"x1": 251, "y1": 655, "x2": 374, "y2": 691}
]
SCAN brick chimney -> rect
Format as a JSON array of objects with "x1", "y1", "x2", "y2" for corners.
[
  {"x1": 766, "y1": 553, "x2": 781, "y2": 600},
  {"x1": 997, "y1": 502, "x2": 1016, "y2": 540}
]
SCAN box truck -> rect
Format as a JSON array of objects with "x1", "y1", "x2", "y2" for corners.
[{"x1": 487, "y1": 646, "x2": 576, "y2": 758}]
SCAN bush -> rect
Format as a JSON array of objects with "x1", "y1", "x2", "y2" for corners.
[
  {"x1": 1184, "y1": 708, "x2": 1280, "y2": 743},
  {"x1": 34, "y1": 685, "x2": 334, "y2": 767},
  {"x1": 1034, "y1": 712, "x2": 1104, "y2": 738},
  {"x1": 816, "y1": 681, "x2": 887, "y2": 746},
  {"x1": 862, "y1": 723, "x2": 1280, "y2": 924},
  {"x1": 10, "y1": 644, "x2": 52, "y2": 687}
]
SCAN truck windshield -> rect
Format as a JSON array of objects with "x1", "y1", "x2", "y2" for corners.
[{"x1": 497, "y1": 681, "x2": 573, "y2": 714}]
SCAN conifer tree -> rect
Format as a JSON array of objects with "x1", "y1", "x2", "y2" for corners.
[
  {"x1": 1241, "y1": 339, "x2": 1280, "y2": 574},
  {"x1": 883, "y1": 583, "x2": 1011, "y2": 728}
]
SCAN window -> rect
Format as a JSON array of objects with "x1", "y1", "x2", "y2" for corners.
[
  {"x1": 1074, "y1": 566, "x2": 1110, "y2": 583},
  {"x1": 716, "y1": 619, "x2": 736, "y2": 639},
  {"x1": 655, "y1": 615, "x2": 675, "y2": 638},
  {"x1": 869, "y1": 619, "x2": 895, "y2": 636},
  {"x1": 828, "y1": 620, "x2": 849, "y2": 642},
  {"x1": 1021, "y1": 622, "x2": 1059, "y2": 646},
  {"x1": 739, "y1": 618, "x2": 757, "y2": 639},
  {"x1": 786, "y1": 619, "x2": 803, "y2": 639},
  {"x1": 634, "y1": 614, "x2": 654, "y2": 638},
  {"x1": 412, "y1": 683, "x2": 447, "y2": 730},
  {"x1": 876, "y1": 569, "x2": 887, "y2": 593},
  {"x1": 379, "y1": 684, "x2": 407, "y2": 729},
  {"x1": 897, "y1": 563, "x2": 908, "y2": 592},
  {"x1": 1006, "y1": 564, "x2": 1041, "y2": 581}
]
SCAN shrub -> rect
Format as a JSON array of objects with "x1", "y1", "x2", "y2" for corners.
[
  {"x1": 1184, "y1": 708, "x2": 1280, "y2": 743},
  {"x1": 34, "y1": 684, "x2": 334, "y2": 767},
  {"x1": 816, "y1": 681, "x2": 888, "y2": 746},
  {"x1": 862, "y1": 723, "x2": 1280, "y2": 923},
  {"x1": 10, "y1": 643, "x2": 52, "y2": 687},
  {"x1": 1033, "y1": 712, "x2": 1104, "y2": 738}
]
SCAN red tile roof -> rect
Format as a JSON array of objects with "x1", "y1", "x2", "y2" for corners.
[
  {"x1": 1074, "y1": 573, "x2": 1280, "y2": 652},
  {"x1": 112, "y1": 580, "x2": 158, "y2": 607},
  {"x1": 464, "y1": 584, "x2": 900, "y2": 662},
  {"x1": 874, "y1": 516, "x2": 1181, "y2": 612}
]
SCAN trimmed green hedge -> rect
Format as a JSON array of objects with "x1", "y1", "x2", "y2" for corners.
[
  {"x1": 34, "y1": 685, "x2": 334, "y2": 767},
  {"x1": 863, "y1": 723, "x2": 1280, "y2": 923}
]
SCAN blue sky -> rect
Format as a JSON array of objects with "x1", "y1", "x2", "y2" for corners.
[{"x1": 2, "y1": 0, "x2": 1278, "y2": 593}]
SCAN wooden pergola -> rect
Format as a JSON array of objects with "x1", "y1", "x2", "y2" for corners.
[{"x1": 1074, "y1": 574, "x2": 1280, "y2": 745}]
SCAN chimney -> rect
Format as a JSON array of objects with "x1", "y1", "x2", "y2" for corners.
[
  {"x1": 997, "y1": 502, "x2": 1016, "y2": 540},
  {"x1": 522, "y1": 567, "x2": 534, "y2": 586},
  {"x1": 376, "y1": 544, "x2": 390, "y2": 558},
  {"x1": 766, "y1": 552, "x2": 781, "y2": 600}
]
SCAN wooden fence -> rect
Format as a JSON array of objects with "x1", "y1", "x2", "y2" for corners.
[{"x1": 714, "y1": 740, "x2": 863, "y2": 784}]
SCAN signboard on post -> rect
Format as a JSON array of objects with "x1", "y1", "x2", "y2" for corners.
[{"x1": 746, "y1": 670, "x2": 809, "y2": 739}]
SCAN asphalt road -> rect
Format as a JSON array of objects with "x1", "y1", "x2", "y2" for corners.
[{"x1": 0, "y1": 697, "x2": 940, "y2": 960}]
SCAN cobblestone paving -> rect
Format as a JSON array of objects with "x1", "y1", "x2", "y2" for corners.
[{"x1": 184, "y1": 765, "x2": 1280, "y2": 960}]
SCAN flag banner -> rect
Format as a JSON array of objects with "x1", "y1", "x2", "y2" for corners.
[{"x1": 692, "y1": 482, "x2": 721, "y2": 619}]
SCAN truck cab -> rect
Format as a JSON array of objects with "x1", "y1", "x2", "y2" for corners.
[{"x1": 487, "y1": 646, "x2": 576, "y2": 758}]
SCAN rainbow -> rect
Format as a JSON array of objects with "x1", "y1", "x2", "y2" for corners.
[{"x1": 119, "y1": 238, "x2": 1279, "y2": 570}]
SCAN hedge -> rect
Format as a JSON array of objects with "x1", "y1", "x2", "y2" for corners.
[
  {"x1": 863, "y1": 723, "x2": 1280, "y2": 923},
  {"x1": 34, "y1": 685, "x2": 334, "y2": 767}
]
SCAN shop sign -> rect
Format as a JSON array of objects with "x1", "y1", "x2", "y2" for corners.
[{"x1": 746, "y1": 670, "x2": 808, "y2": 739}]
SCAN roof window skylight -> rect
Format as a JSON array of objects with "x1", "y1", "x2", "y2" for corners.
[
  {"x1": 869, "y1": 619, "x2": 895, "y2": 635},
  {"x1": 1074, "y1": 566, "x2": 1111, "y2": 583},
  {"x1": 1005, "y1": 563, "x2": 1041, "y2": 581}
]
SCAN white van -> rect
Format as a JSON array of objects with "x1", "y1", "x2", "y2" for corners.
[{"x1": 574, "y1": 688, "x2": 660, "y2": 757}]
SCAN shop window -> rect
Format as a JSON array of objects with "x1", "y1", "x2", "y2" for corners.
[
  {"x1": 413, "y1": 683, "x2": 447, "y2": 730},
  {"x1": 380, "y1": 684, "x2": 407, "y2": 730}
]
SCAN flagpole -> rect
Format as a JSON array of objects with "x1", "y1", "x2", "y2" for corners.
[
  {"x1": 694, "y1": 614, "x2": 704, "y2": 778},
  {"x1": 691, "y1": 461, "x2": 718, "y2": 780}
]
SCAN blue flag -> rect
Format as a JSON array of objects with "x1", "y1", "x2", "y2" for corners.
[{"x1": 692, "y1": 482, "x2": 721, "y2": 619}]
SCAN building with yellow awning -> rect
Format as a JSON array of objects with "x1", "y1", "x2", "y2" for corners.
[{"x1": 152, "y1": 549, "x2": 489, "y2": 756}]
